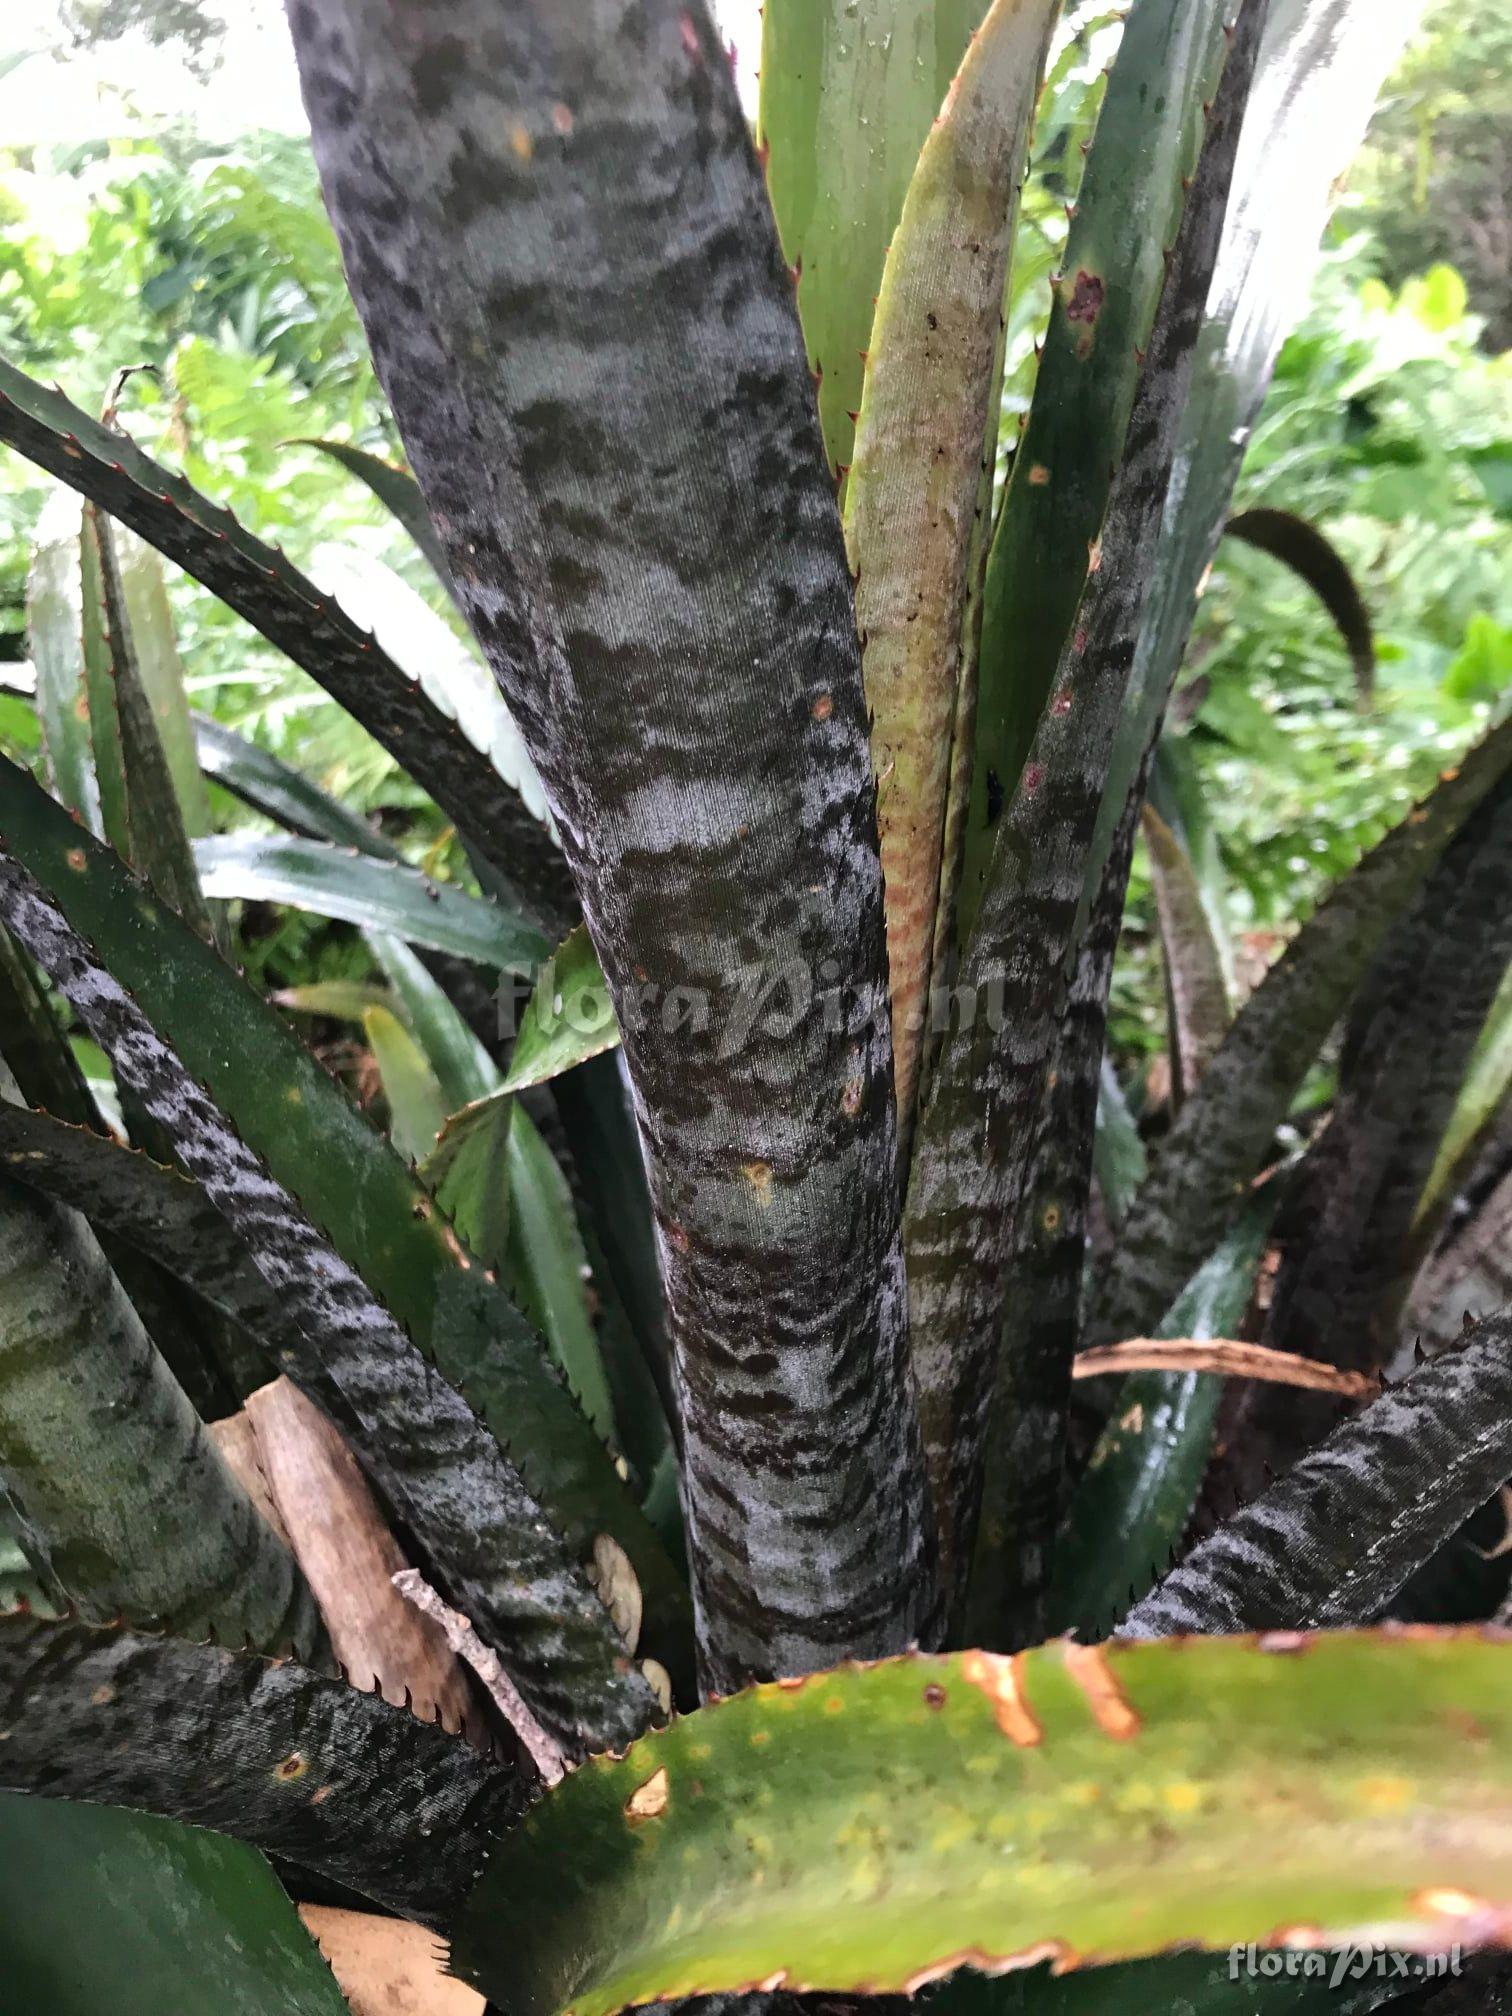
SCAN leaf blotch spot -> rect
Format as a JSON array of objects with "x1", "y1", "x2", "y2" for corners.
[
  {"x1": 961, "y1": 1650, "x2": 1042, "y2": 1747},
  {"x1": 1065, "y1": 271, "x2": 1106, "y2": 324},
  {"x1": 1062, "y1": 1644, "x2": 1140, "y2": 1741},
  {"x1": 626, "y1": 1765, "x2": 670, "y2": 1823},
  {"x1": 274, "y1": 1751, "x2": 309, "y2": 1783},
  {"x1": 923, "y1": 1683, "x2": 947, "y2": 1711}
]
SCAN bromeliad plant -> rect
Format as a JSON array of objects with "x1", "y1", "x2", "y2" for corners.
[{"x1": 0, "y1": 0, "x2": 1510, "y2": 2011}]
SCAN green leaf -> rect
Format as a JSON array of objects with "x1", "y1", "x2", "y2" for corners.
[
  {"x1": 504, "y1": 1105, "x2": 617, "y2": 1451},
  {"x1": 1413, "y1": 961, "x2": 1512, "y2": 1238},
  {"x1": 1089, "y1": 716, "x2": 1512, "y2": 1348},
  {"x1": 275, "y1": 979, "x2": 392, "y2": 1020},
  {"x1": 1224, "y1": 507, "x2": 1375, "y2": 702},
  {"x1": 1092, "y1": 1060, "x2": 1146, "y2": 1228},
  {"x1": 0, "y1": 1607, "x2": 521, "y2": 1927},
  {"x1": 0, "y1": 356, "x2": 572, "y2": 933},
  {"x1": 368, "y1": 930, "x2": 496, "y2": 1109},
  {"x1": 757, "y1": 0, "x2": 988, "y2": 484},
  {"x1": 423, "y1": 1087, "x2": 513, "y2": 1276},
  {"x1": 364, "y1": 1003, "x2": 447, "y2": 1163},
  {"x1": 291, "y1": 0, "x2": 933, "y2": 1686},
  {"x1": 27, "y1": 489, "x2": 100, "y2": 834},
  {"x1": 194, "y1": 833, "x2": 548, "y2": 973},
  {"x1": 1124, "y1": 1302, "x2": 1512, "y2": 1637},
  {"x1": 0, "y1": 753, "x2": 691, "y2": 1747},
  {"x1": 80, "y1": 506, "x2": 222, "y2": 946},
  {"x1": 0, "y1": 1086, "x2": 316, "y2": 1655},
  {"x1": 423, "y1": 1091, "x2": 616, "y2": 1449},
  {"x1": 503, "y1": 923, "x2": 619, "y2": 1093},
  {"x1": 843, "y1": 0, "x2": 1057, "y2": 1145},
  {"x1": 194, "y1": 715, "x2": 403, "y2": 861},
  {"x1": 902, "y1": 0, "x2": 1268, "y2": 1621},
  {"x1": 1141, "y1": 802, "x2": 1234, "y2": 1106},
  {"x1": 1048, "y1": 1199, "x2": 1275, "y2": 1641},
  {"x1": 292, "y1": 435, "x2": 452, "y2": 592},
  {"x1": 0, "y1": 1797, "x2": 350, "y2": 2016},
  {"x1": 960, "y1": 0, "x2": 1236, "y2": 941},
  {"x1": 454, "y1": 1627, "x2": 1512, "y2": 2016},
  {"x1": 1084, "y1": 0, "x2": 1428, "y2": 920}
]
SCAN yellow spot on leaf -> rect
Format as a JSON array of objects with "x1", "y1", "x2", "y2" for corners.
[
  {"x1": 740, "y1": 1160, "x2": 774, "y2": 1207},
  {"x1": 1357, "y1": 1775, "x2": 1414, "y2": 1811},
  {"x1": 509, "y1": 125, "x2": 534, "y2": 161},
  {"x1": 1162, "y1": 1781, "x2": 1202, "y2": 1814}
]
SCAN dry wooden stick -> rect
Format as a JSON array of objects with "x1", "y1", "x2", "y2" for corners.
[
  {"x1": 1071, "y1": 1339, "x2": 1379, "y2": 1398},
  {"x1": 243, "y1": 1377, "x2": 478, "y2": 1741},
  {"x1": 392, "y1": 1567, "x2": 567, "y2": 1786}
]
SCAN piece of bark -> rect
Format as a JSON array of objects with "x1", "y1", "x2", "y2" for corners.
[
  {"x1": 208, "y1": 1409, "x2": 293, "y2": 1548},
  {"x1": 298, "y1": 1905, "x2": 484, "y2": 2016},
  {"x1": 244, "y1": 1378, "x2": 477, "y2": 1740}
]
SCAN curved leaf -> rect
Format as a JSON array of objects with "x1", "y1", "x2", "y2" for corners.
[
  {"x1": 194, "y1": 714, "x2": 403, "y2": 860},
  {"x1": 1225, "y1": 506, "x2": 1375, "y2": 701},
  {"x1": 0, "y1": 756, "x2": 690, "y2": 1746},
  {"x1": 844, "y1": 0, "x2": 1057, "y2": 1147},
  {"x1": 27, "y1": 487, "x2": 99, "y2": 834},
  {"x1": 502, "y1": 923, "x2": 619, "y2": 1093},
  {"x1": 0, "y1": 1101, "x2": 316, "y2": 1656},
  {"x1": 0, "y1": 356, "x2": 572, "y2": 933},
  {"x1": 1237, "y1": 776, "x2": 1512, "y2": 1499},
  {"x1": 1122, "y1": 1303, "x2": 1512, "y2": 1637},
  {"x1": 0, "y1": 1607, "x2": 520, "y2": 1927},
  {"x1": 81, "y1": 506, "x2": 221, "y2": 945},
  {"x1": 757, "y1": 0, "x2": 988, "y2": 484},
  {"x1": 364, "y1": 1003, "x2": 447, "y2": 1163},
  {"x1": 455, "y1": 1627, "x2": 1512, "y2": 2016},
  {"x1": 1090, "y1": 716, "x2": 1512, "y2": 1347},
  {"x1": 1048, "y1": 1198, "x2": 1274, "y2": 1640},
  {"x1": 0, "y1": 1796, "x2": 350, "y2": 2016},
  {"x1": 309, "y1": 541, "x2": 553, "y2": 831},
  {"x1": 1141, "y1": 802, "x2": 1233, "y2": 1107},
  {"x1": 292, "y1": 0, "x2": 932, "y2": 1687},
  {"x1": 903, "y1": 0, "x2": 1268, "y2": 1617},
  {"x1": 0, "y1": 1100, "x2": 301, "y2": 1365},
  {"x1": 194, "y1": 833, "x2": 547, "y2": 973},
  {"x1": 292, "y1": 435, "x2": 452, "y2": 591},
  {"x1": 1084, "y1": 0, "x2": 1428, "y2": 917},
  {"x1": 960, "y1": 0, "x2": 1236, "y2": 939},
  {"x1": 1414, "y1": 962, "x2": 1512, "y2": 1238},
  {"x1": 369, "y1": 931, "x2": 496, "y2": 1109}
]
